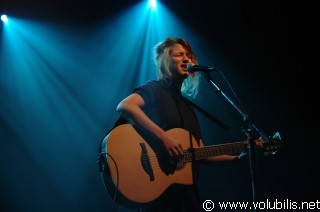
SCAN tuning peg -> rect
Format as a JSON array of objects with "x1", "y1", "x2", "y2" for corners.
[
  {"x1": 272, "y1": 132, "x2": 281, "y2": 140},
  {"x1": 263, "y1": 132, "x2": 282, "y2": 157}
]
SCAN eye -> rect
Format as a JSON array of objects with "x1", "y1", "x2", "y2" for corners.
[{"x1": 172, "y1": 52, "x2": 182, "y2": 57}]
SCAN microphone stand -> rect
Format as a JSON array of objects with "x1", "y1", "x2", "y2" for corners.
[{"x1": 203, "y1": 72, "x2": 269, "y2": 212}]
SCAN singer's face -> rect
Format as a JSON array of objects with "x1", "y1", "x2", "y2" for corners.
[{"x1": 169, "y1": 44, "x2": 192, "y2": 79}]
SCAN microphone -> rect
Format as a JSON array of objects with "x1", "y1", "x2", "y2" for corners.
[{"x1": 186, "y1": 64, "x2": 219, "y2": 73}]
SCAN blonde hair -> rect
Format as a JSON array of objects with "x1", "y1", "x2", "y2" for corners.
[{"x1": 153, "y1": 38, "x2": 200, "y2": 98}]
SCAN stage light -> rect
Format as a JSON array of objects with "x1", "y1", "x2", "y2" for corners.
[
  {"x1": 148, "y1": 0, "x2": 157, "y2": 11},
  {"x1": 1, "y1": 14, "x2": 8, "y2": 24}
]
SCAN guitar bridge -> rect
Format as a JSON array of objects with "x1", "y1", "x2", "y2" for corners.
[{"x1": 140, "y1": 143, "x2": 155, "y2": 181}]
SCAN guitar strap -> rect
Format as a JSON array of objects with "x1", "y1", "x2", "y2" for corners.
[{"x1": 183, "y1": 96, "x2": 230, "y2": 131}]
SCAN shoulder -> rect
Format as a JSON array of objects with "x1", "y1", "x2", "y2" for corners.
[
  {"x1": 133, "y1": 80, "x2": 163, "y2": 105},
  {"x1": 137, "y1": 80, "x2": 162, "y2": 89},
  {"x1": 133, "y1": 80, "x2": 164, "y2": 93}
]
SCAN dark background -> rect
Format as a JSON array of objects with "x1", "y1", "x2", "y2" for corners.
[{"x1": 1, "y1": 0, "x2": 318, "y2": 211}]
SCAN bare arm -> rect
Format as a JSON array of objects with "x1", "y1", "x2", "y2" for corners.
[
  {"x1": 202, "y1": 155, "x2": 238, "y2": 164},
  {"x1": 116, "y1": 93, "x2": 184, "y2": 157}
]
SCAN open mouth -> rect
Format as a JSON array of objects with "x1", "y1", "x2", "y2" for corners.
[{"x1": 181, "y1": 64, "x2": 188, "y2": 70}]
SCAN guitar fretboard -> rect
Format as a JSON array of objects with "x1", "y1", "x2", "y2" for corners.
[{"x1": 183, "y1": 141, "x2": 246, "y2": 162}]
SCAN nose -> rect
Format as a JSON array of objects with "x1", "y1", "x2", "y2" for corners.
[{"x1": 182, "y1": 56, "x2": 190, "y2": 63}]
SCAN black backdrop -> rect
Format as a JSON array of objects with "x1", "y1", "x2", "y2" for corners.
[{"x1": 1, "y1": 0, "x2": 318, "y2": 211}]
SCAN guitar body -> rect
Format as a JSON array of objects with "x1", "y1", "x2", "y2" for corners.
[{"x1": 100, "y1": 124, "x2": 200, "y2": 208}]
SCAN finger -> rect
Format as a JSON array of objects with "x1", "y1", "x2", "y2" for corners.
[
  {"x1": 167, "y1": 148, "x2": 173, "y2": 157},
  {"x1": 255, "y1": 140, "x2": 263, "y2": 148},
  {"x1": 177, "y1": 144, "x2": 184, "y2": 155},
  {"x1": 170, "y1": 148, "x2": 179, "y2": 157}
]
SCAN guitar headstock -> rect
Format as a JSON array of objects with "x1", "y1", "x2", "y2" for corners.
[{"x1": 262, "y1": 132, "x2": 282, "y2": 156}]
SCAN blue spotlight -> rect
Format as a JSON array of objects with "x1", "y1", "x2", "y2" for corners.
[
  {"x1": 1, "y1": 14, "x2": 8, "y2": 24},
  {"x1": 148, "y1": 0, "x2": 157, "y2": 11}
]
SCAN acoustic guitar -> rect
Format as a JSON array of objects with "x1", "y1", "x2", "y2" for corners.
[{"x1": 99, "y1": 124, "x2": 280, "y2": 208}]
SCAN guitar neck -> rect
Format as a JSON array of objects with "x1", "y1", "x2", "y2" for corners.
[{"x1": 183, "y1": 141, "x2": 247, "y2": 162}]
